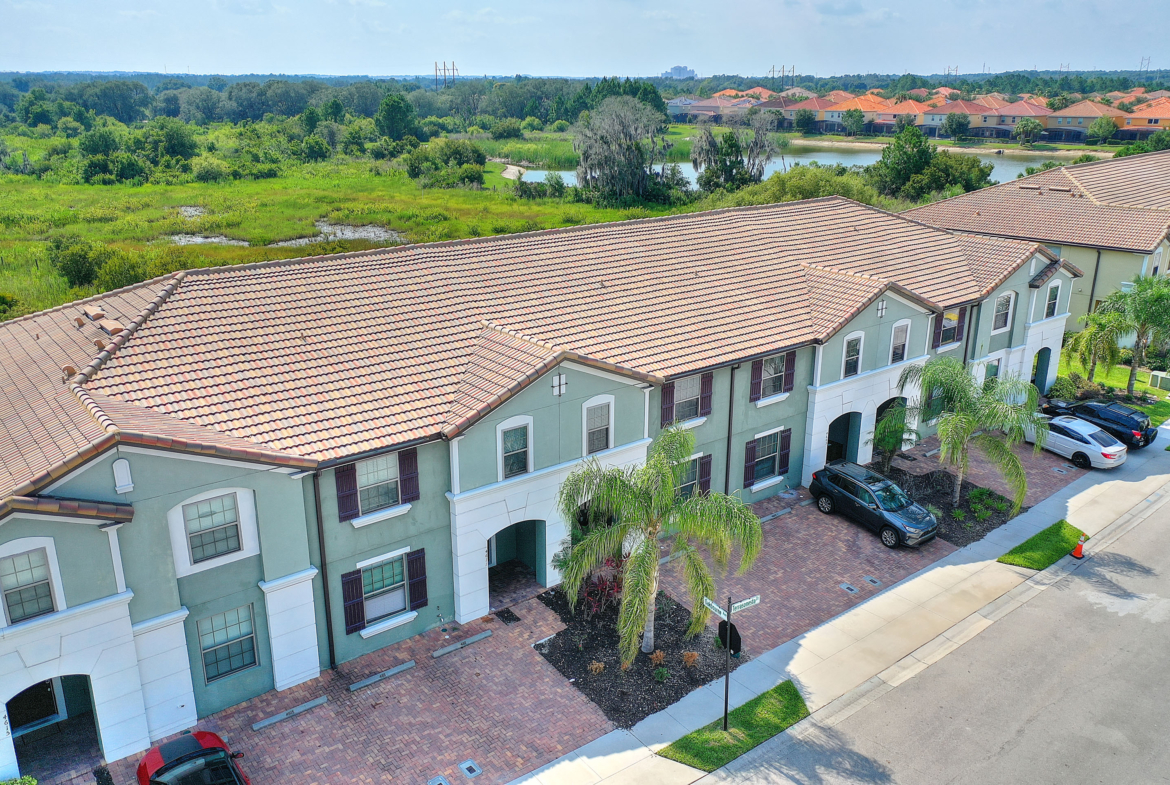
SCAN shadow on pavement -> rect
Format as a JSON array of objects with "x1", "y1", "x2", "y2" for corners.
[
  {"x1": 1052, "y1": 551, "x2": 1157, "y2": 599},
  {"x1": 724, "y1": 724, "x2": 895, "y2": 785}
]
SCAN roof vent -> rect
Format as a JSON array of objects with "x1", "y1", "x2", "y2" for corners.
[
  {"x1": 61, "y1": 364, "x2": 77, "y2": 378},
  {"x1": 74, "y1": 317, "x2": 86, "y2": 328},
  {"x1": 99, "y1": 319, "x2": 125, "y2": 336},
  {"x1": 94, "y1": 339, "x2": 106, "y2": 350},
  {"x1": 974, "y1": 210, "x2": 981, "y2": 216},
  {"x1": 1019, "y1": 184, "x2": 1041, "y2": 191},
  {"x1": 83, "y1": 305, "x2": 106, "y2": 321}
]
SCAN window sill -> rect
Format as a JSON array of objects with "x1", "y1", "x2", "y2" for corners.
[
  {"x1": 679, "y1": 417, "x2": 707, "y2": 430},
  {"x1": 754, "y1": 392, "x2": 790, "y2": 409},
  {"x1": 360, "y1": 610, "x2": 417, "y2": 639},
  {"x1": 749, "y1": 475, "x2": 786, "y2": 493},
  {"x1": 989, "y1": 325, "x2": 1011, "y2": 336},
  {"x1": 935, "y1": 341, "x2": 963, "y2": 354},
  {"x1": 351, "y1": 503, "x2": 412, "y2": 529}
]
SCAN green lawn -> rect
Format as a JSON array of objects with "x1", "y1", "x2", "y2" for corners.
[
  {"x1": 658, "y1": 681, "x2": 809, "y2": 772},
  {"x1": 1057, "y1": 356, "x2": 1170, "y2": 427},
  {"x1": 998, "y1": 520, "x2": 1086, "y2": 570}
]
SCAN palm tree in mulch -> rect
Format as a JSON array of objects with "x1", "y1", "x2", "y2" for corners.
[
  {"x1": 556, "y1": 425, "x2": 763, "y2": 667},
  {"x1": 898, "y1": 356, "x2": 1048, "y2": 513}
]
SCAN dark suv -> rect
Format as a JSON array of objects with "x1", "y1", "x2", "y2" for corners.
[
  {"x1": 1041, "y1": 399, "x2": 1158, "y2": 448},
  {"x1": 809, "y1": 461, "x2": 938, "y2": 548}
]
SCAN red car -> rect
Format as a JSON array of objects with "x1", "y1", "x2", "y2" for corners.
[{"x1": 136, "y1": 730, "x2": 251, "y2": 785}]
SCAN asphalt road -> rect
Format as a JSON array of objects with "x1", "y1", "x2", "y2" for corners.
[{"x1": 701, "y1": 503, "x2": 1170, "y2": 785}]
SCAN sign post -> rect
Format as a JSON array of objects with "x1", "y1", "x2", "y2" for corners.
[{"x1": 705, "y1": 593, "x2": 761, "y2": 732}]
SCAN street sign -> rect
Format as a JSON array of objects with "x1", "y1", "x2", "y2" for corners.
[
  {"x1": 703, "y1": 596, "x2": 727, "y2": 620},
  {"x1": 731, "y1": 595, "x2": 761, "y2": 614}
]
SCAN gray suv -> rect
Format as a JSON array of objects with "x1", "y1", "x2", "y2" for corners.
[{"x1": 809, "y1": 461, "x2": 938, "y2": 548}]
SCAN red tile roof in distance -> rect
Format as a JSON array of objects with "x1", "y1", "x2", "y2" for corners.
[
  {"x1": 1049, "y1": 100, "x2": 1128, "y2": 118},
  {"x1": 996, "y1": 101, "x2": 1053, "y2": 117}
]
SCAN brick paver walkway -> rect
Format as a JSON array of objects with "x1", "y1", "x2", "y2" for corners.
[{"x1": 72, "y1": 596, "x2": 609, "y2": 785}]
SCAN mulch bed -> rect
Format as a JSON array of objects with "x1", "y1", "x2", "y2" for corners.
[
  {"x1": 884, "y1": 466, "x2": 1022, "y2": 548},
  {"x1": 536, "y1": 588, "x2": 745, "y2": 728}
]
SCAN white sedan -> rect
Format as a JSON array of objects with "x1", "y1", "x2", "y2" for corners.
[{"x1": 1029, "y1": 415, "x2": 1127, "y2": 469}]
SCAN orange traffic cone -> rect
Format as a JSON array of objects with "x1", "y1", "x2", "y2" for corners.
[{"x1": 1071, "y1": 534, "x2": 1086, "y2": 560}]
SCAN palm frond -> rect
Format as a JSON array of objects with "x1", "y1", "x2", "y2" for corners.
[
  {"x1": 672, "y1": 541, "x2": 717, "y2": 637},
  {"x1": 616, "y1": 535, "x2": 660, "y2": 666},
  {"x1": 672, "y1": 491, "x2": 763, "y2": 574},
  {"x1": 972, "y1": 433, "x2": 1028, "y2": 513},
  {"x1": 558, "y1": 519, "x2": 631, "y2": 608}
]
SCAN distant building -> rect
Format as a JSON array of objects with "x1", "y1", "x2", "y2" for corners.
[{"x1": 661, "y1": 65, "x2": 697, "y2": 79}]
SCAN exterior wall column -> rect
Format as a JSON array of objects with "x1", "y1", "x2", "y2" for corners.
[
  {"x1": 1, "y1": 704, "x2": 16, "y2": 780},
  {"x1": 257, "y1": 567, "x2": 321, "y2": 691},
  {"x1": 131, "y1": 609, "x2": 197, "y2": 741}
]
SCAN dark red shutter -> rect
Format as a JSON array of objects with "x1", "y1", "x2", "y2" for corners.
[
  {"x1": 749, "y1": 360, "x2": 763, "y2": 402},
  {"x1": 955, "y1": 307, "x2": 967, "y2": 346},
  {"x1": 782, "y1": 351, "x2": 797, "y2": 393},
  {"x1": 699, "y1": 372, "x2": 713, "y2": 416},
  {"x1": 931, "y1": 312, "x2": 944, "y2": 349},
  {"x1": 743, "y1": 439, "x2": 757, "y2": 488},
  {"x1": 341, "y1": 569, "x2": 365, "y2": 634},
  {"x1": 407, "y1": 549, "x2": 428, "y2": 611},
  {"x1": 778, "y1": 429, "x2": 792, "y2": 475},
  {"x1": 660, "y1": 382, "x2": 675, "y2": 428},
  {"x1": 335, "y1": 464, "x2": 359, "y2": 522},
  {"x1": 399, "y1": 447, "x2": 420, "y2": 503},
  {"x1": 698, "y1": 455, "x2": 713, "y2": 494}
]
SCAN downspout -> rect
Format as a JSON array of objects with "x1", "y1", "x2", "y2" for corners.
[
  {"x1": 723, "y1": 364, "x2": 739, "y2": 494},
  {"x1": 1086, "y1": 249, "x2": 1102, "y2": 312},
  {"x1": 312, "y1": 471, "x2": 337, "y2": 671}
]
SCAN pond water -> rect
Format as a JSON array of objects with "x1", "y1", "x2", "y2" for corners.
[{"x1": 520, "y1": 145, "x2": 1075, "y2": 188}]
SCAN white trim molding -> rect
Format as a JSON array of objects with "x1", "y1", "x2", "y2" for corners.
[
  {"x1": 755, "y1": 392, "x2": 790, "y2": 409},
  {"x1": 166, "y1": 487, "x2": 260, "y2": 579},
  {"x1": 112, "y1": 458, "x2": 134, "y2": 494},
  {"x1": 359, "y1": 610, "x2": 418, "y2": 639},
  {"x1": 679, "y1": 416, "x2": 707, "y2": 430},
  {"x1": 496, "y1": 414, "x2": 535, "y2": 482},
  {"x1": 841, "y1": 331, "x2": 865, "y2": 379},
  {"x1": 0, "y1": 537, "x2": 67, "y2": 629},
  {"x1": 102, "y1": 523, "x2": 127, "y2": 593},
  {"x1": 889, "y1": 318, "x2": 913, "y2": 365},
  {"x1": 357, "y1": 546, "x2": 411, "y2": 570},
  {"x1": 581, "y1": 393, "x2": 616, "y2": 456},
  {"x1": 258, "y1": 567, "x2": 321, "y2": 691},
  {"x1": 130, "y1": 607, "x2": 197, "y2": 741},
  {"x1": 350, "y1": 503, "x2": 412, "y2": 528},
  {"x1": 562, "y1": 361, "x2": 646, "y2": 387},
  {"x1": 990, "y1": 291, "x2": 1016, "y2": 336}
]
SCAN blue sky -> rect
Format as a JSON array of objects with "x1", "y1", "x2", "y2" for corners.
[{"x1": 0, "y1": 0, "x2": 1163, "y2": 77}]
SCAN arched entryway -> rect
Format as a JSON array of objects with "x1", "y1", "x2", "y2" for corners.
[
  {"x1": 827, "y1": 411, "x2": 863, "y2": 463},
  {"x1": 6, "y1": 676, "x2": 102, "y2": 781},
  {"x1": 487, "y1": 520, "x2": 548, "y2": 612},
  {"x1": 1032, "y1": 347, "x2": 1052, "y2": 394}
]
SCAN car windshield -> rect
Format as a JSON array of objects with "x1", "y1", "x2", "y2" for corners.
[
  {"x1": 152, "y1": 750, "x2": 240, "y2": 785},
  {"x1": 1088, "y1": 430, "x2": 1122, "y2": 447},
  {"x1": 872, "y1": 482, "x2": 912, "y2": 511}
]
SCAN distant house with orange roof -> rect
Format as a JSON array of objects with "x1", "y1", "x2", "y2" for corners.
[
  {"x1": 974, "y1": 95, "x2": 1011, "y2": 109},
  {"x1": 777, "y1": 96, "x2": 839, "y2": 129},
  {"x1": 713, "y1": 86, "x2": 776, "y2": 100},
  {"x1": 824, "y1": 90, "x2": 856, "y2": 103},
  {"x1": 907, "y1": 88, "x2": 931, "y2": 98},
  {"x1": 921, "y1": 99, "x2": 997, "y2": 137},
  {"x1": 992, "y1": 100, "x2": 1054, "y2": 137},
  {"x1": 1048, "y1": 100, "x2": 1129, "y2": 141},
  {"x1": 822, "y1": 95, "x2": 889, "y2": 132},
  {"x1": 873, "y1": 100, "x2": 933, "y2": 132},
  {"x1": 933, "y1": 86, "x2": 961, "y2": 98},
  {"x1": 779, "y1": 86, "x2": 816, "y2": 99},
  {"x1": 1120, "y1": 100, "x2": 1170, "y2": 139}
]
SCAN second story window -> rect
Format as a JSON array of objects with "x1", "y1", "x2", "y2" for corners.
[
  {"x1": 843, "y1": 335, "x2": 862, "y2": 378},
  {"x1": 586, "y1": 403, "x2": 611, "y2": 455},
  {"x1": 503, "y1": 425, "x2": 529, "y2": 478},
  {"x1": 1, "y1": 548, "x2": 54, "y2": 624},
  {"x1": 761, "y1": 355, "x2": 788, "y2": 397},
  {"x1": 357, "y1": 454, "x2": 399, "y2": 514},
  {"x1": 673, "y1": 375, "x2": 702, "y2": 421},
  {"x1": 939, "y1": 311, "x2": 960, "y2": 345},
  {"x1": 1045, "y1": 283, "x2": 1060, "y2": 319},
  {"x1": 184, "y1": 493, "x2": 241, "y2": 564},
  {"x1": 993, "y1": 293, "x2": 1014, "y2": 331},
  {"x1": 891, "y1": 322, "x2": 910, "y2": 363}
]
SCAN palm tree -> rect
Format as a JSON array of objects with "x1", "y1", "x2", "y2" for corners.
[
  {"x1": 898, "y1": 357, "x2": 1048, "y2": 512},
  {"x1": 867, "y1": 401, "x2": 919, "y2": 475},
  {"x1": 556, "y1": 425, "x2": 763, "y2": 666},
  {"x1": 1063, "y1": 310, "x2": 1127, "y2": 382},
  {"x1": 1095, "y1": 276, "x2": 1170, "y2": 395}
]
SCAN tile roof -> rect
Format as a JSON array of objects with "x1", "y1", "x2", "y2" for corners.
[
  {"x1": 995, "y1": 101, "x2": 1053, "y2": 117},
  {"x1": 754, "y1": 97, "x2": 803, "y2": 110},
  {"x1": 788, "y1": 97, "x2": 838, "y2": 111},
  {"x1": 927, "y1": 100, "x2": 993, "y2": 116},
  {"x1": 824, "y1": 90, "x2": 856, "y2": 103},
  {"x1": 975, "y1": 96, "x2": 1011, "y2": 109},
  {"x1": 0, "y1": 495, "x2": 136, "y2": 522},
  {"x1": 1129, "y1": 101, "x2": 1170, "y2": 120},
  {"x1": 1049, "y1": 100, "x2": 1128, "y2": 118},
  {"x1": 884, "y1": 100, "x2": 933, "y2": 115},
  {"x1": 1, "y1": 198, "x2": 1045, "y2": 485},
  {"x1": 906, "y1": 149, "x2": 1170, "y2": 252},
  {"x1": 827, "y1": 96, "x2": 889, "y2": 112}
]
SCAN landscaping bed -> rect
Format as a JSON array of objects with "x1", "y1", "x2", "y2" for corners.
[
  {"x1": 885, "y1": 466, "x2": 1020, "y2": 548},
  {"x1": 536, "y1": 588, "x2": 746, "y2": 728}
]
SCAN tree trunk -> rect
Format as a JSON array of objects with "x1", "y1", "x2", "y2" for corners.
[
  {"x1": 1128, "y1": 336, "x2": 1146, "y2": 396},
  {"x1": 951, "y1": 458, "x2": 965, "y2": 507},
  {"x1": 640, "y1": 570, "x2": 659, "y2": 654},
  {"x1": 1088, "y1": 354, "x2": 1097, "y2": 382}
]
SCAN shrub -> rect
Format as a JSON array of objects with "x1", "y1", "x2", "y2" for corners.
[
  {"x1": 951, "y1": 508, "x2": 967, "y2": 521},
  {"x1": 1047, "y1": 376, "x2": 1078, "y2": 400},
  {"x1": 302, "y1": 135, "x2": 331, "y2": 162},
  {"x1": 1, "y1": 776, "x2": 39, "y2": 785},
  {"x1": 96, "y1": 251, "x2": 147, "y2": 291},
  {"x1": 491, "y1": 119, "x2": 524, "y2": 140},
  {"x1": 649, "y1": 649, "x2": 666, "y2": 666},
  {"x1": 682, "y1": 651, "x2": 700, "y2": 669},
  {"x1": 973, "y1": 507, "x2": 992, "y2": 521},
  {"x1": 968, "y1": 488, "x2": 992, "y2": 504},
  {"x1": 49, "y1": 235, "x2": 106, "y2": 287},
  {"x1": 588, "y1": 660, "x2": 605, "y2": 675},
  {"x1": 550, "y1": 120, "x2": 570, "y2": 132},
  {"x1": 991, "y1": 498, "x2": 1010, "y2": 512},
  {"x1": 192, "y1": 156, "x2": 230, "y2": 183},
  {"x1": 926, "y1": 503, "x2": 943, "y2": 519},
  {"x1": 520, "y1": 116, "x2": 543, "y2": 132},
  {"x1": 654, "y1": 666, "x2": 670, "y2": 682}
]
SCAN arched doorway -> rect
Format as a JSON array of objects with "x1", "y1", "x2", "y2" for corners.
[
  {"x1": 1032, "y1": 347, "x2": 1052, "y2": 394},
  {"x1": 827, "y1": 411, "x2": 863, "y2": 463},
  {"x1": 487, "y1": 520, "x2": 547, "y2": 612},
  {"x1": 7, "y1": 676, "x2": 102, "y2": 781}
]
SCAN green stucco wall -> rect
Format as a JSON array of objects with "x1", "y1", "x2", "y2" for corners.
[{"x1": 0, "y1": 517, "x2": 117, "y2": 609}]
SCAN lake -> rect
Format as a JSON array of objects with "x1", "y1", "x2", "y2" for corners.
[{"x1": 520, "y1": 145, "x2": 1073, "y2": 188}]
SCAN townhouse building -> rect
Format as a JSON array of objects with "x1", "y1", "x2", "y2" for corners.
[
  {"x1": 0, "y1": 197, "x2": 1079, "y2": 779},
  {"x1": 907, "y1": 150, "x2": 1170, "y2": 327},
  {"x1": 1046, "y1": 100, "x2": 1128, "y2": 142}
]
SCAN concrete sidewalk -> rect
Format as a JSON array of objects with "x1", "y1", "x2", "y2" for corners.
[{"x1": 508, "y1": 425, "x2": 1170, "y2": 785}]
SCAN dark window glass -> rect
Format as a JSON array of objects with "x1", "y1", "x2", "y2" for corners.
[{"x1": 753, "y1": 433, "x2": 779, "y2": 483}]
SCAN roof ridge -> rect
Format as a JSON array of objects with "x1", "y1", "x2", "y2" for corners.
[
  {"x1": 476, "y1": 320, "x2": 563, "y2": 354},
  {"x1": 801, "y1": 262, "x2": 892, "y2": 283},
  {"x1": 1061, "y1": 167, "x2": 1100, "y2": 206},
  {"x1": 74, "y1": 272, "x2": 187, "y2": 385},
  {"x1": 2, "y1": 272, "x2": 180, "y2": 326},
  {"x1": 71, "y1": 384, "x2": 117, "y2": 433}
]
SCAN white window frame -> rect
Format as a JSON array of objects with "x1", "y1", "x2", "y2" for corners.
[
  {"x1": 937, "y1": 310, "x2": 963, "y2": 348},
  {"x1": 355, "y1": 453, "x2": 401, "y2": 517},
  {"x1": 582, "y1": 394, "x2": 615, "y2": 456},
  {"x1": 355, "y1": 546, "x2": 418, "y2": 637},
  {"x1": 359, "y1": 553, "x2": 410, "y2": 624},
  {"x1": 496, "y1": 414, "x2": 534, "y2": 482},
  {"x1": 167, "y1": 488, "x2": 260, "y2": 578},
  {"x1": 672, "y1": 374, "x2": 703, "y2": 422},
  {"x1": 0, "y1": 538, "x2": 66, "y2": 629},
  {"x1": 889, "y1": 319, "x2": 912, "y2": 365},
  {"x1": 678, "y1": 451, "x2": 703, "y2": 498},
  {"x1": 1044, "y1": 281, "x2": 1061, "y2": 319},
  {"x1": 842, "y1": 331, "x2": 864, "y2": 379},
  {"x1": 759, "y1": 354, "x2": 789, "y2": 400},
  {"x1": 991, "y1": 292, "x2": 1015, "y2": 334},
  {"x1": 749, "y1": 425, "x2": 789, "y2": 492},
  {"x1": 197, "y1": 604, "x2": 259, "y2": 684}
]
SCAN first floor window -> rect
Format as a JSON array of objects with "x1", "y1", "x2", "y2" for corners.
[
  {"x1": 183, "y1": 493, "x2": 240, "y2": 564},
  {"x1": 502, "y1": 425, "x2": 529, "y2": 478},
  {"x1": 939, "y1": 311, "x2": 960, "y2": 345},
  {"x1": 586, "y1": 403, "x2": 610, "y2": 454},
  {"x1": 673, "y1": 375, "x2": 701, "y2": 421},
  {"x1": 1045, "y1": 285, "x2": 1060, "y2": 318},
  {"x1": 754, "y1": 432, "x2": 780, "y2": 483},
  {"x1": 761, "y1": 355, "x2": 788, "y2": 397},
  {"x1": 891, "y1": 323, "x2": 909, "y2": 363},
  {"x1": 844, "y1": 336, "x2": 862, "y2": 377},
  {"x1": 1, "y1": 548, "x2": 54, "y2": 624},
  {"x1": 362, "y1": 556, "x2": 408, "y2": 622},
  {"x1": 984, "y1": 360, "x2": 1001, "y2": 390},
  {"x1": 993, "y1": 293, "x2": 1013, "y2": 331},
  {"x1": 926, "y1": 386, "x2": 945, "y2": 420},
  {"x1": 199, "y1": 605, "x2": 257, "y2": 682},
  {"x1": 679, "y1": 458, "x2": 700, "y2": 497},
  {"x1": 357, "y1": 453, "x2": 399, "y2": 514}
]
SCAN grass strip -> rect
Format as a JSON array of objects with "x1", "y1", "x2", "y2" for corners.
[
  {"x1": 997, "y1": 520, "x2": 1086, "y2": 571},
  {"x1": 658, "y1": 681, "x2": 809, "y2": 772}
]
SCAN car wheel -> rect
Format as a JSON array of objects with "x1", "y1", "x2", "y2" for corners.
[
  {"x1": 816, "y1": 495, "x2": 834, "y2": 514},
  {"x1": 1071, "y1": 452, "x2": 1092, "y2": 470},
  {"x1": 880, "y1": 526, "x2": 900, "y2": 549}
]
